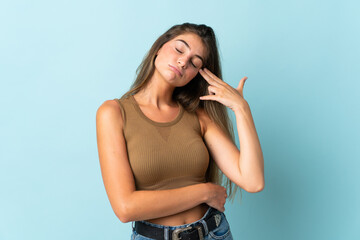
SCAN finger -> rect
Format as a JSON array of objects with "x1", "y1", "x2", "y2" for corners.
[
  {"x1": 208, "y1": 85, "x2": 218, "y2": 95},
  {"x1": 202, "y1": 68, "x2": 234, "y2": 91},
  {"x1": 199, "y1": 94, "x2": 218, "y2": 101},
  {"x1": 203, "y1": 68, "x2": 224, "y2": 84},
  {"x1": 236, "y1": 76, "x2": 248, "y2": 97},
  {"x1": 199, "y1": 69, "x2": 223, "y2": 88}
]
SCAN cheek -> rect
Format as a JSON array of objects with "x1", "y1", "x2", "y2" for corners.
[
  {"x1": 191, "y1": 69, "x2": 200, "y2": 78},
  {"x1": 154, "y1": 54, "x2": 166, "y2": 69},
  {"x1": 156, "y1": 49, "x2": 173, "y2": 67},
  {"x1": 186, "y1": 70, "x2": 199, "y2": 82}
]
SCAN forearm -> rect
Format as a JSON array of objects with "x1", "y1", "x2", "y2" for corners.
[
  {"x1": 118, "y1": 183, "x2": 208, "y2": 222},
  {"x1": 234, "y1": 104, "x2": 264, "y2": 191}
]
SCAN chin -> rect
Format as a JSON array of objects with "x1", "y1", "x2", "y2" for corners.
[{"x1": 160, "y1": 69, "x2": 180, "y2": 81}]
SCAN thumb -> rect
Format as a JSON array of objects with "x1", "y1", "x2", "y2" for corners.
[{"x1": 236, "y1": 76, "x2": 248, "y2": 94}]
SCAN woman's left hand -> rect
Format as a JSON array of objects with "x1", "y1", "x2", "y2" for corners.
[{"x1": 199, "y1": 68, "x2": 249, "y2": 112}]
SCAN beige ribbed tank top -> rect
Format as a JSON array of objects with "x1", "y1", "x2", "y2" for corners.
[{"x1": 114, "y1": 95, "x2": 210, "y2": 190}]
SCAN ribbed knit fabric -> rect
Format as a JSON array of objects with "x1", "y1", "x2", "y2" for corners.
[{"x1": 114, "y1": 95, "x2": 210, "y2": 190}]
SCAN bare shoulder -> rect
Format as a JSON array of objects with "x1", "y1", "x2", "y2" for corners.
[
  {"x1": 96, "y1": 99, "x2": 124, "y2": 127},
  {"x1": 97, "y1": 99, "x2": 122, "y2": 114}
]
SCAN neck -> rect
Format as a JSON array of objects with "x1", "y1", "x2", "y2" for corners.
[{"x1": 135, "y1": 70, "x2": 177, "y2": 109}]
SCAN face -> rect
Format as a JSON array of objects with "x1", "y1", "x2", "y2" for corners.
[{"x1": 154, "y1": 32, "x2": 206, "y2": 87}]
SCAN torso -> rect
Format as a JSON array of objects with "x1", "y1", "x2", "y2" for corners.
[
  {"x1": 146, "y1": 203, "x2": 210, "y2": 226},
  {"x1": 131, "y1": 94, "x2": 208, "y2": 226}
]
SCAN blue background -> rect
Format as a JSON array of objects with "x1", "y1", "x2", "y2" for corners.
[{"x1": 1, "y1": 0, "x2": 359, "y2": 239}]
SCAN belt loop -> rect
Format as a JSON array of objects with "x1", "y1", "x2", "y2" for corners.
[
  {"x1": 200, "y1": 219, "x2": 208, "y2": 235},
  {"x1": 132, "y1": 221, "x2": 135, "y2": 230},
  {"x1": 164, "y1": 227, "x2": 169, "y2": 240}
]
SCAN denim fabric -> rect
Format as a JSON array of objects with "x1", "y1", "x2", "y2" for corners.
[{"x1": 130, "y1": 207, "x2": 233, "y2": 240}]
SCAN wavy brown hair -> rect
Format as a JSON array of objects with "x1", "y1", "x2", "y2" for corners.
[{"x1": 121, "y1": 22, "x2": 241, "y2": 202}]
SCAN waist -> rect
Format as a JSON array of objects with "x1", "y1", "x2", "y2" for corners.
[
  {"x1": 145, "y1": 203, "x2": 209, "y2": 226},
  {"x1": 133, "y1": 206, "x2": 225, "y2": 240}
]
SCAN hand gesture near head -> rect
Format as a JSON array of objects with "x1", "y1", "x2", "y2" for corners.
[{"x1": 199, "y1": 68, "x2": 249, "y2": 112}]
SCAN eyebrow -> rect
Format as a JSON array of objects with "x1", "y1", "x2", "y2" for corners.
[{"x1": 176, "y1": 39, "x2": 204, "y2": 64}]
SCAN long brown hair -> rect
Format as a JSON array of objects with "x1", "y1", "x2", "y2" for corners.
[{"x1": 121, "y1": 23, "x2": 241, "y2": 202}]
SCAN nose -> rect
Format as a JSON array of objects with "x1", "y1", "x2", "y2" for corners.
[
  {"x1": 177, "y1": 57, "x2": 188, "y2": 68},
  {"x1": 177, "y1": 58, "x2": 184, "y2": 67}
]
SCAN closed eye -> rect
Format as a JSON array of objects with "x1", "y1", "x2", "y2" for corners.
[{"x1": 175, "y1": 48, "x2": 197, "y2": 68}]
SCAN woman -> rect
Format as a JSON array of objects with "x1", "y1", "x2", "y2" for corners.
[{"x1": 96, "y1": 23, "x2": 264, "y2": 240}]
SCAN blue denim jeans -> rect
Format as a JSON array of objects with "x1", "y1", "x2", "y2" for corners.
[{"x1": 131, "y1": 207, "x2": 233, "y2": 240}]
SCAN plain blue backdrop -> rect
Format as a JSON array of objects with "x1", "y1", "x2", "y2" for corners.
[{"x1": 1, "y1": 0, "x2": 359, "y2": 239}]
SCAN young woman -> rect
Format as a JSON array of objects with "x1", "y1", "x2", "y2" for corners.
[{"x1": 96, "y1": 23, "x2": 264, "y2": 240}]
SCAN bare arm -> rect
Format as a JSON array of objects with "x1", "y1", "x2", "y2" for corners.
[
  {"x1": 96, "y1": 100, "x2": 226, "y2": 223},
  {"x1": 118, "y1": 183, "x2": 220, "y2": 223},
  {"x1": 199, "y1": 68, "x2": 264, "y2": 192}
]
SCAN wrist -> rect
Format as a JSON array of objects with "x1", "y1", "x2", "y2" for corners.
[
  {"x1": 201, "y1": 183, "x2": 210, "y2": 204},
  {"x1": 233, "y1": 101, "x2": 250, "y2": 114}
]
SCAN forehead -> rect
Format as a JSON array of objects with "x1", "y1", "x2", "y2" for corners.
[{"x1": 172, "y1": 33, "x2": 206, "y2": 58}]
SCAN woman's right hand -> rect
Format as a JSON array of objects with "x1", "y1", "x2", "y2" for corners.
[{"x1": 204, "y1": 182, "x2": 228, "y2": 212}]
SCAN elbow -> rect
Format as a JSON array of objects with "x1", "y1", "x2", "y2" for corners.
[
  {"x1": 115, "y1": 202, "x2": 133, "y2": 223},
  {"x1": 116, "y1": 213, "x2": 131, "y2": 224},
  {"x1": 245, "y1": 181, "x2": 265, "y2": 193}
]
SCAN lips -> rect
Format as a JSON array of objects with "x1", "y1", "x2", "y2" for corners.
[{"x1": 169, "y1": 64, "x2": 183, "y2": 77}]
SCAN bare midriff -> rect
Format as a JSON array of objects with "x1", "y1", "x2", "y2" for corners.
[{"x1": 146, "y1": 203, "x2": 210, "y2": 226}]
